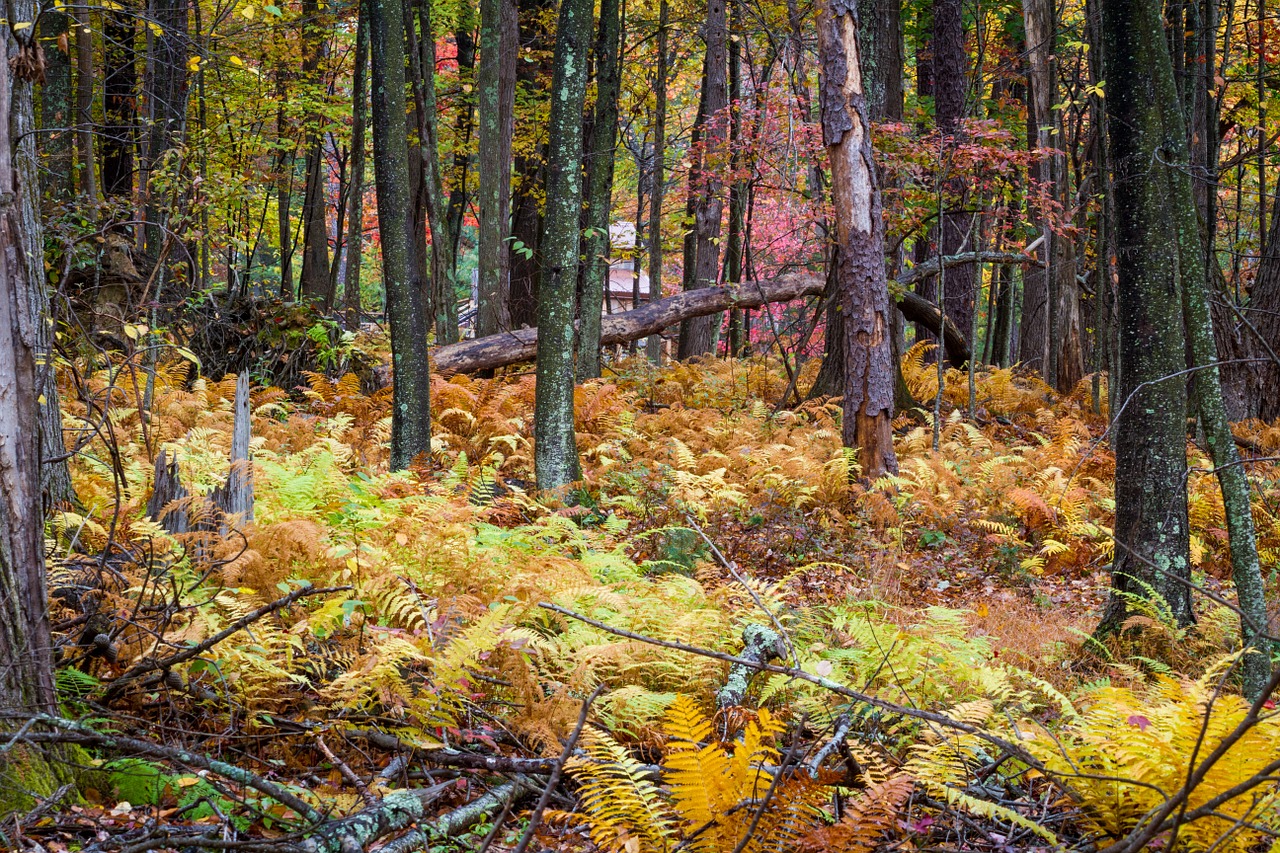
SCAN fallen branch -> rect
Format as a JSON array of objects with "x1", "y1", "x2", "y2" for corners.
[
  {"x1": 716, "y1": 624, "x2": 788, "y2": 708},
  {"x1": 430, "y1": 253, "x2": 1040, "y2": 374}
]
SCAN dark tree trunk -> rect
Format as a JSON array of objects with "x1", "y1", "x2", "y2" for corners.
[
  {"x1": 476, "y1": 0, "x2": 516, "y2": 337},
  {"x1": 143, "y1": 0, "x2": 190, "y2": 258},
  {"x1": 38, "y1": 9, "x2": 74, "y2": 200},
  {"x1": 646, "y1": 0, "x2": 668, "y2": 363},
  {"x1": 73, "y1": 6, "x2": 97, "y2": 200},
  {"x1": 298, "y1": 0, "x2": 332, "y2": 304},
  {"x1": 343, "y1": 4, "x2": 369, "y2": 329},
  {"x1": 533, "y1": 0, "x2": 592, "y2": 491},
  {"x1": 725, "y1": 2, "x2": 746, "y2": 357},
  {"x1": 370, "y1": 0, "x2": 433, "y2": 469},
  {"x1": 576, "y1": 0, "x2": 623, "y2": 380},
  {"x1": 102, "y1": 7, "x2": 138, "y2": 199},
  {"x1": 1097, "y1": 0, "x2": 1195, "y2": 633},
  {"x1": 446, "y1": 5, "x2": 476, "y2": 270},
  {"x1": 677, "y1": 0, "x2": 728, "y2": 359},
  {"x1": 932, "y1": 0, "x2": 976, "y2": 343}
]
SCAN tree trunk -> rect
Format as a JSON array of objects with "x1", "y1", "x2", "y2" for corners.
[
  {"x1": 576, "y1": 0, "x2": 623, "y2": 380},
  {"x1": 646, "y1": 0, "x2": 668, "y2": 363},
  {"x1": 73, "y1": 7, "x2": 97, "y2": 200},
  {"x1": 931, "y1": 0, "x2": 976, "y2": 341},
  {"x1": 476, "y1": 0, "x2": 517, "y2": 337},
  {"x1": 38, "y1": 9, "x2": 74, "y2": 200},
  {"x1": 677, "y1": 0, "x2": 728, "y2": 359},
  {"x1": 0, "y1": 18, "x2": 60, "y2": 782},
  {"x1": 1096, "y1": 0, "x2": 1194, "y2": 633},
  {"x1": 298, "y1": 0, "x2": 332, "y2": 304},
  {"x1": 102, "y1": 7, "x2": 137, "y2": 199},
  {"x1": 408, "y1": 0, "x2": 460, "y2": 344},
  {"x1": 143, "y1": 0, "x2": 190, "y2": 258},
  {"x1": 370, "y1": 0, "x2": 433, "y2": 469},
  {"x1": 343, "y1": 5, "x2": 369, "y2": 330},
  {"x1": 446, "y1": 6, "x2": 477, "y2": 273},
  {"x1": 534, "y1": 0, "x2": 592, "y2": 491},
  {"x1": 818, "y1": 0, "x2": 899, "y2": 479}
]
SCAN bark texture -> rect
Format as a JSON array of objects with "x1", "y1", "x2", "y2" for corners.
[
  {"x1": 342, "y1": 6, "x2": 368, "y2": 329},
  {"x1": 817, "y1": 0, "x2": 898, "y2": 478},
  {"x1": 1097, "y1": 0, "x2": 1195, "y2": 632},
  {"x1": 370, "y1": 0, "x2": 433, "y2": 469},
  {"x1": 533, "y1": 0, "x2": 592, "y2": 491},
  {"x1": 476, "y1": 0, "x2": 517, "y2": 337}
]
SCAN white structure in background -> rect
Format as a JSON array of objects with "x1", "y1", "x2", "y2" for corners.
[
  {"x1": 464, "y1": 221, "x2": 649, "y2": 337},
  {"x1": 605, "y1": 220, "x2": 650, "y2": 314}
]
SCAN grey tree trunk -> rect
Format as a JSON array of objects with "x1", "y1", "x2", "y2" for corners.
[
  {"x1": 0, "y1": 22, "x2": 61, "y2": 791},
  {"x1": 677, "y1": 0, "x2": 728, "y2": 359},
  {"x1": 576, "y1": 0, "x2": 623, "y2": 380},
  {"x1": 299, "y1": 0, "x2": 332, "y2": 306},
  {"x1": 1097, "y1": 0, "x2": 1195, "y2": 633},
  {"x1": 646, "y1": 0, "x2": 668, "y2": 364},
  {"x1": 476, "y1": 0, "x2": 517, "y2": 338},
  {"x1": 370, "y1": 0, "x2": 433, "y2": 469},
  {"x1": 38, "y1": 9, "x2": 74, "y2": 200},
  {"x1": 343, "y1": 6, "x2": 369, "y2": 330},
  {"x1": 534, "y1": 0, "x2": 593, "y2": 491},
  {"x1": 73, "y1": 6, "x2": 96, "y2": 200},
  {"x1": 818, "y1": 0, "x2": 898, "y2": 479}
]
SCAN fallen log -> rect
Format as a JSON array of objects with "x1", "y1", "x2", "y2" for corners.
[{"x1": 430, "y1": 252, "x2": 1040, "y2": 374}]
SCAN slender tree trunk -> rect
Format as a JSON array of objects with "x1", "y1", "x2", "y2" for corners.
[
  {"x1": 646, "y1": 0, "x2": 668, "y2": 363},
  {"x1": 818, "y1": 0, "x2": 898, "y2": 479},
  {"x1": 408, "y1": 0, "x2": 459, "y2": 344},
  {"x1": 446, "y1": 5, "x2": 476, "y2": 269},
  {"x1": 576, "y1": 0, "x2": 622, "y2": 380},
  {"x1": 299, "y1": 0, "x2": 333, "y2": 303},
  {"x1": 73, "y1": 8, "x2": 97, "y2": 199},
  {"x1": 476, "y1": 0, "x2": 516, "y2": 337},
  {"x1": 677, "y1": 0, "x2": 728, "y2": 358},
  {"x1": 343, "y1": 5, "x2": 369, "y2": 329},
  {"x1": 725, "y1": 0, "x2": 746, "y2": 357},
  {"x1": 143, "y1": 0, "x2": 190, "y2": 258},
  {"x1": 39, "y1": 9, "x2": 74, "y2": 200},
  {"x1": 932, "y1": 0, "x2": 976, "y2": 346},
  {"x1": 534, "y1": 0, "x2": 592, "y2": 491},
  {"x1": 1096, "y1": 0, "x2": 1195, "y2": 633},
  {"x1": 103, "y1": 7, "x2": 137, "y2": 199},
  {"x1": 370, "y1": 0, "x2": 432, "y2": 469}
]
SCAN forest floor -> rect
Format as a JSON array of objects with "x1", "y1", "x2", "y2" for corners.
[{"x1": 20, "y1": 342, "x2": 1280, "y2": 852}]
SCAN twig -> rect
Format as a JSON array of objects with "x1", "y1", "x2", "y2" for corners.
[
  {"x1": 510, "y1": 684, "x2": 605, "y2": 853},
  {"x1": 807, "y1": 713, "x2": 854, "y2": 779},
  {"x1": 314, "y1": 734, "x2": 376, "y2": 807},
  {"x1": 102, "y1": 584, "x2": 351, "y2": 700}
]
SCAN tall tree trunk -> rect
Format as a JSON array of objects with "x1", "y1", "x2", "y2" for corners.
[
  {"x1": 143, "y1": 0, "x2": 190, "y2": 258},
  {"x1": 102, "y1": 7, "x2": 137, "y2": 199},
  {"x1": 407, "y1": 0, "x2": 459, "y2": 344},
  {"x1": 73, "y1": 6, "x2": 97, "y2": 200},
  {"x1": 38, "y1": 8, "x2": 74, "y2": 200},
  {"x1": 477, "y1": 0, "x2": 516, "y2": 337},
  {"x1": 343, "y1": 4, "x2": 369, "y2": 329},
  {"x1": 370, "y1": 0, "x2": 432, "y2": 469},
  {"x1": 646, "y1": 0, "x2": 668, "y2": 363},
  {"x1": 725, "y1": 1, "x2": 746, "y2": 358},
  {"x1": 932, "y1": 0, "x2": 976, "y2": 348},
  {"x1": 677, "y1": 0, "x2": 728, "y2": 359},
  {"x1": 298, "y1": 0, "x2": 332, "y2": 304},
  {"x1": 1096, "y1": 0, "x2": 1195, "y2": 633},
  {"x1": 818, "y1": 0, "x2": 898, "y2": 479},
  {"x1": 0, "y1": 14, "x2": 59, "y2": 737},
  {"x1": 534, "y1": 0, "x2": 592, "y2": 491},
  {"x1": 446, "y1": 5, "x2": 476, "y2": 269},
  {"x1": 576, "y1": 0, "x2": 622, "y2": 380}
]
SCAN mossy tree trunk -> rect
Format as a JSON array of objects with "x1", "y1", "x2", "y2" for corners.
[
  {"x1": 370, "y1": 0, "x2": 433, "y2": 470},
  {"x1": 533, "y1": 0, "x2": 592, "y2": 491},
  {"x1": 476, "y1": 0, "x2": 517, "y2": 338},
  {"x1": 576, "y1": 0, "x2": 622, "y2": 381},
  {"x1": 1096, "y1": 0, "x2": 1195, "y2": 633},
  {"x1": 342, "y1": 5, "x2": 368, "y2": 330}
]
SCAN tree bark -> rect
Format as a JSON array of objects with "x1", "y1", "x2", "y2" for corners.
[
  {"x1": 343, "y1": 6, "x2": 369, "y2": 330},
  {"x1": 142, "y1": 0, "x2": 190, "y2": 258},
  {"x1": 370, "y1": 0, "x2": 433, "y2": 469},
  {"x1": 73, "y1": 6, "x2": 97, "y2": 200},
  {"x1": 576, "y1": 0, "x2": 623, "y2": 380},
  {"x1": 1096, "y1": 0, "x2": 1195, "y2": 633},
  {"x1": 298, "y1": 0, "x2": 332, "y2": 304},
  {"x1": 646, "y1": 0, "x2": 668, "y2": 363},
  {"x1": 38, "y1": 9, "x2": 74, "y2": 200},
  {"x1": 818, "y1": 0, "x2": 898, "y2": 478},
  {"x1": 533, "y1": 0, "x2": 592, "y2": 491},
  {"x1": 102, "y1": 6, "x2": 137, "y2": 199},
  {"x1": 476, "y1": 0, "x2": 517, "y2": 337},
  {"x1": 0, "y1": 15, "x2": 59, "y2": 762},
  {"x1": 677, "y1": 0, "x2": 728, "y2": 358}
]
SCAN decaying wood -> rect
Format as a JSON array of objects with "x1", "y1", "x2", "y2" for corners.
[
  {"x1": 431, "y1": 253, "x2": 1040, "y2": 375},
  {"x1": 717, "y1": 623, "x2": 788, "y2": 708}
]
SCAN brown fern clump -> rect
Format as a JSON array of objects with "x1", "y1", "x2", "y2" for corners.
[{"x1": 219, "y1": 520, "x2": 334, "y2": 593}]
